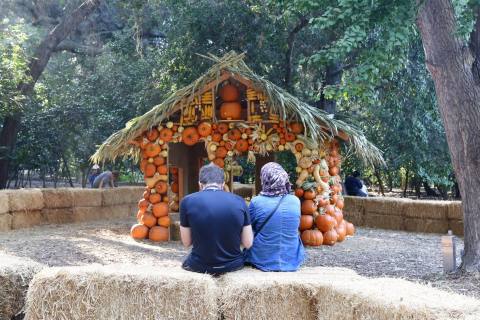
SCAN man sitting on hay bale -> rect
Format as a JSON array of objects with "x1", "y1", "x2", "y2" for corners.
[{"x1": 180, "y1": 163, "x2": 253, "y2": 275}]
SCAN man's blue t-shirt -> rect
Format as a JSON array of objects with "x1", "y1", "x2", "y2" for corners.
[
  {"x1": 180, "y1": 188, "x2": 251, "y2": 274},
  {"x1": 345, "y1": 176, "x2": 363, "y2": 196}
]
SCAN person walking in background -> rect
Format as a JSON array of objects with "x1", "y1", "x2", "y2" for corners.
[
  {"x1": 179, "y1": 163, "x2": 253, "y2": 275},
  {"x1": 245, "y1": 162, "x2": 305, "y2": 271},
  {"x1": 345, "y1": 171, "x2": 368, "y2": 197},
  {"x1": 89, "y1": 164, "x2": 101, "y2": 188},
  {"x1": 92, "y1": 170, "x2": 119, "y2": 189}
]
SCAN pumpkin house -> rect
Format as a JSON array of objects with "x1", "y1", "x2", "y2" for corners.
[{"x1": 92, "y1": 52, "x2": 383, "y2": 245}]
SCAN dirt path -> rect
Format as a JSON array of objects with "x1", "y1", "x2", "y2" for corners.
[{"x1": 0, "y1": 218, "x2": 478, "y2": 298}]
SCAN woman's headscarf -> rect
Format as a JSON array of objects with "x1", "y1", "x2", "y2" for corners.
[{"x1": 259, "y1": 162, "x2": 292, "y2": 197}]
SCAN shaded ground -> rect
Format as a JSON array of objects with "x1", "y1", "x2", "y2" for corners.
[{"x1": 0, "y1": 218, "x2": 478, "y2": 298}]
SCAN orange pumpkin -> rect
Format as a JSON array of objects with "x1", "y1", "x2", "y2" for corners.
[
  {"x1": 301, "y1": 200, "x2": 317, "y2": 215},
  {"x1": 290, "y1": 122, "x2": 304, "y2": 134},
  {"x1": 143, "y1": 143, "x2": 161, "y2": 158},
  {"x1": 140, "y1": 159, "x2": 148, "y2": 173},
  {"x1": 330, "y1": 194, "x2": 338, "y2": 205},
  {"x1": 140, "y1": 213, "x2": 157, "y2": 228},
  {"x1": 346, "y1": 222, "x2": 355, "y2": 236},
  {"x1": 136, "y1": 210, "x2": 143, "y2": 221},
  {"x1": 171, "y1": 182, "x2": 179, "y2": 193},
  {"x1": 301, "y1": 229, "x2": 323, "y2": 246},
  {"x1": 336, "y1": 221, "x2": 347, "y2": 242},
  {"x1": 284, "y1": 132, "x2": 295, "y2": 142},
  {"x1": 157, "y1": 216, "x2": 171, "y2": 227},
  {"x1": 146, "y1": 128, "x2": 159, "y2": 141},
  {"x1": 224, "y1": 141, "x2": 233, "y2": 150},
  {"x1": 215, "y1": 146, "x2": 228, "y2": 158},
  {"x1": 227, "y1": 128, "x2": 242, "y2": 141},
  {"x1": 336, "y1": 198, "x2": 344, "y2": 210},
  {"x1": 157, "y1": 165, "x2": 168, "y2": 175},
  {"x1": 219, "y1": 102, "x2": 242, "y2": 120},
  {"x1": 159, "y1": 128, "x2": 173, "y2": 142},
  {"x1": 138, "y1": 199, "x2": 149, "y2": 212},
  {"x1": 197, "y1": 122, "x2": 212, "y2": 137},
  {"x1": 333, "y1": 209, "x2": 344, "y2": 224},
  {"x1": 149, "y1": 193, "x2": 162, "y2": 204},
  {"x1": 299, "y1": 215, "x2": 314, "y2": 231},
  {"x1": 144, "y1": 164, "x2": 156, "y2": 178},
  {"x1": 155, "y1": 181, "x2": 168, "y2": 194},
  {"x1": 235, "y1": 140, "x2": 249, "y2": 153},
  {"x1": 212, "y1": 133, "x2": 222, "y2": 142},
  {"x1": 316, "y1": 213, "x2": 335, "y2": 232},
  {"x1": 325, "y1": 204, "x2": 335, "y2": 216},
  {"x1": 131, "y1": 224, "x2": 149, "y2": 239},
  {"x1": 182, "y1": 127, "x2": 200, "y2": 146},
  {"x1": 153, "y1": 202, "x2": 169, "y2": 218},
  {"x1": 295, "y1": 143, "x2": 304, "y2": 152},
  {"x1": 219, "y1": 84, "x2": 239, "y2": 101},
  {"x1": 216, "y1": 123, "x2": 229, "y2": 134},
  {"x1": 329, "y1": 166, "x2": 339, "y2": 176},
  {"x1": 295, "y1": 188, "x2": 304, "y2": 198},
  {"x1": 318, "y1": 198, "x2": 330, "y2": 207},
  {"x1": 323, "y1": 229, "x2": 338, "y2": 245},
  {"x1": 143, "y1": 189, "x2": 150, "y2": 200},
  {"x1": 303, "y1": 190, "x2": 316, "y2": 200},
  {"x1": 213, "y1": 158, "x2": 225, "y2": 168},
  {"x1": 149, "y1": 226, "x2": 169, "y2": 242},
  {"x1": 153, "y1": 156, "x2": 165, "y2": 166}
]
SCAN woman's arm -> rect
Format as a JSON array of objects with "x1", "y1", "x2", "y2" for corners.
[{"x1": 180, "y1": 226, "x2": 192, "y2": 247}]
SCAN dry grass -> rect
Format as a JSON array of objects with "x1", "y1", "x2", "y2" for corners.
[
  {"x1": 24, "y1": 264, "x2": 218, "y2": 320},
  {"x1": 0, "y1": 254, "x2": 44, "y2": 320}
]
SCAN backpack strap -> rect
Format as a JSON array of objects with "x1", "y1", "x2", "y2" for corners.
[{"x1": 254, "y1": 195, "x2": 287, "y2": 238}]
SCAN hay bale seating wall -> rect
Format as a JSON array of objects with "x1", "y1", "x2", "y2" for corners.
[
  {"x1": 24, "y1": 265, "x2": 480, "y2": 320},
  {"x1": 0, "y1": 187, "x2": 143, "y2": 232},
  {"x1": 343, "y1": 196, "x2": 464, "y2": 235}
]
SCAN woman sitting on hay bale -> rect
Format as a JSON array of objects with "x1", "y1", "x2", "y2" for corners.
[{"x1": 244, "y1": 162, "x2": 305, "y2": 271}]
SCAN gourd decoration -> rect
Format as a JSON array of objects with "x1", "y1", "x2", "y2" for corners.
[
  {"x1": 301, "y1": 229, "x2": 323, "y2": 246},
  {"x1": 144, "y1": 164, "x2": 156, "y2": 178},
  {"x1": 182, "y1": 127, "x2": 200, "y2": 146},
  {"x1": 198, "y1": 122, "x2": 212, "y2": 137},
  {"x1": 131, "y1": 224, "x2": 149, "y2": 239},
  {"x1": 299, "y1": 215, "x2": 314, "y2": 231},
  {"x1": 301, "y1": 200, "x2": 317, "y2": 215},
  {"x1": 152, "y1": 203, "x2": 169, "y2": 217},
  {"x1": 219, "y1": 84, "x2": 239, "y2": 101},
  {"x1": 157, "y1": 216, "x2": 171, "y2": 228},
  {"x1": 146, "y1": 128, "x2": 159, "y2": 141},
  {"x1": 220, "y1": 102, "x2": 242, "y2": 120},
  {"x1": 316, "y1": 214, "x2": 335, "y2": 233},
  {"x1": 235, "y1": 139, "x2": 249, "y2": 153},
  {"x1": 323, "y1": 229, "x2": 338, "y2": 246},
  {"x1": 140, "y1": 213, "x2": 157, "y2": 228},
  {"x1": 290, "y1": 122, "x2": 304, "y2": 134},
  {"x1": 216, "y1": 123, "x2": 229, "y2": 134},
  {"x1": 149, "y1": 226, "x2": 169, "y2": 242},
  {"x1": 144, "y1": 143, "x2": 161, "y2": 158},
  {"x1": 159, "y1": 128, "x2": 173, "y2": 142},
  {"x1": 227, "y1": 128, "x2": 242, "y2": 141}
]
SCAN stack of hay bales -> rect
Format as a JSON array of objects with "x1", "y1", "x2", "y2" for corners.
[
  {"x1": 363, "y1": 197, "x2": 409, "y2": 230},
  {"x1": 0, "y1": 254, "x2": 44, "y2": 319},
  {"x1": 447, "y1": 202, "x2": 464, "y2": 235},
  {"x1": 0, "y1": 187, "x2": 143, "y2": 231},
  {"x1": 403, "y1": 200, "x2": 449, "y2": 233},
  {"x1": 24, "y1": 264, "x2": 218, "y2": 320}
]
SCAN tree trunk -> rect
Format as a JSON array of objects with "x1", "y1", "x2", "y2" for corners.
[
  {"x1": 374, "y1": 168, "x2": 385, "y2": 196},
  {"x1": 417, "y1": 0, "x2": 480, "y2": 271},
  {"x1": 403, "y1": 168, "x2": 409, "y2": 198},
  {"x1": 284, "y1": 16, "x2": 309, "y2": 92},
  {"x1": 0, "y1": 0, "x2": 101, "y2": 189},
  {"x1": 317, "y1": 62, "x2": 342, "y2": 114}
]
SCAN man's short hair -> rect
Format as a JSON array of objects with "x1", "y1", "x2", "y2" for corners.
[
  {"x1": 352, "y1": 171, "x2": 361, "y2": 178},
  {"x1": 112, "y1": 170, "x2": 120, "y2": 177},
  {"x1": 199, "y1": 163, "x2": 224, "y2": 185}
]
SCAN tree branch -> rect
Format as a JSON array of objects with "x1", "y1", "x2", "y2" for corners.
[
  {"x1": 284, "y1": 15, "x2": 310, "y2": 91},
  {"x1": 54, "y1": 40, "x2": 104, "y2": 55}
]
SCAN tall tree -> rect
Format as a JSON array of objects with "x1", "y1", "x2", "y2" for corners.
[
  {"x1": 417, "y1": 0, "x2": 480, "y2": 271},
  {"x1": 0, "y1": 0, "x2": 101, "y2": 188}
]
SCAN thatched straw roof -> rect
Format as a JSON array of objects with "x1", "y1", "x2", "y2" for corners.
[{"x1": 92, "y1": 51, "x2": 384, "y2": 166}]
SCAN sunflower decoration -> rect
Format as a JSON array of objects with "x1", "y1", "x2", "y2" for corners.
[{"x1": 250, "y1": 123, "x2": 280, "y2": 155}]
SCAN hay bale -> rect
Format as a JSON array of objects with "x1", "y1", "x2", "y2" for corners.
[
  {"x1": 343, "y1": 196, "x2": 365, "y2": 225},
  {"x1": 316, "y1": 276, "x2": 480, "y2": 320},
  {"x1": 403, "y1": 200, "x2": 449, "y2": 220},
  {"x1": 0, "y1": 254, "x2": 44, "y2": 320},
  {"x1": 24, "y1": 264, "x2": 218, "y2": 320},
  {"x1": 72, "y1": 206, "x2": 115, "y2": 222},
  {"x1": 447, "y1": 202, "x2": 463, "y2": 220},
  {"x1": 8, "y1": 189, "x2": 44, "y2": 212},
  {"x1": 40, "y1": 208, "x2": 74, "y2": 224},
  {"x1": 41, "y1": 188, "x2": 73, "y2": 209},
  {"x1": 72, "y1": 189, "x2": 103, "y2": 207},
  {"x1": 0, "y1": 213, "x2": 12, "y2": 231},
  {"x1": 0, "y1": 191, "x2": 9, "y2": 214},
  {"x1": 363, "y1": 197, "x2": 408, "y2": 217},
  {"x1": 102, "y1": 187, "x2": 143, "y2": 206},
  {"x1": 11, "y1": 210, "x2": 43, "y2": 230},
  {"x1": 170, "y1": 221, "x2": 181, "y2": 241},
  {"x1": 404, "y1": 218, "x2": 449, "y2": 234},
  {"x1": 449, "y1": 219, "x2": 464, "y2": 236},
  {"x1": 109, "y1": 204, "x2": 135, "y2": 219},
  {"x1": 219, "y1": 267, "x2": 360, "y2": 320},
  {"x1": 364, "y1": 213, "x2": 404, "y2": 230}
]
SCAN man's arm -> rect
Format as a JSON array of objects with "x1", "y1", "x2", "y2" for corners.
[
  {"x1": 98, "y1": 179, "x2": 104, "y2": 189},
  {"x1": 180, "y1": 226, "x2": 192, "y2": 247},
  {"x1": 241, "y1": 225, "x2": 253, "y2": 249}
]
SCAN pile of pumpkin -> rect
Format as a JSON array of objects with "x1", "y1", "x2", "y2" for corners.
[
  {"x1": 295, "y1": 141, "x2": 355, "y2": 246},
  {"x1": 130, "y1": 127, "x2": 172, "y2": 242}
]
